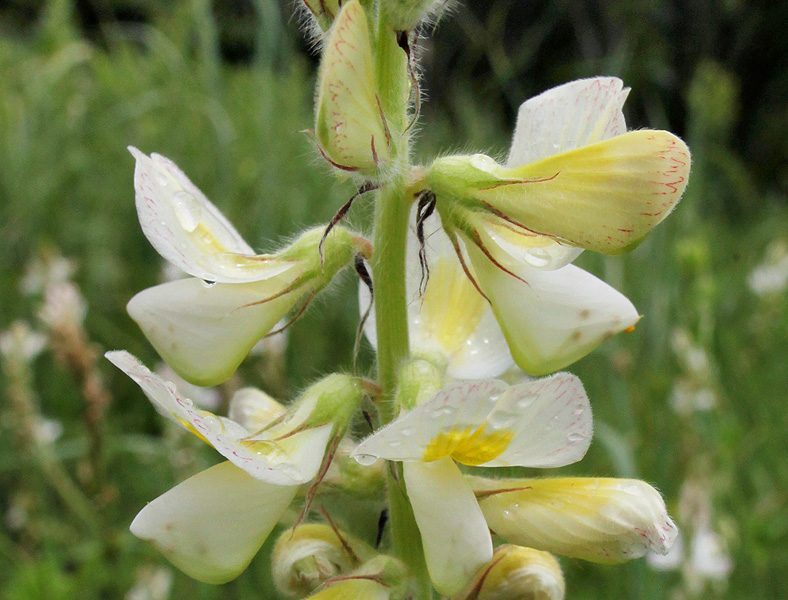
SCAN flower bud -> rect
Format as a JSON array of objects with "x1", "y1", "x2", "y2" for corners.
[
  {"x1": 396, "y1": 359, "x2": 443, "y2": 410},
  {"x1": 300, "y1": 555, "x2": 408, "y2": 600},
  {"x1": 454, "y1": 545, "x2": 565, "y2": 600},
  {"x1": 472, "y1": 477, "x2": 678, "y2": 564},
  {"x1": 227, "y1": 387, "x2": 286, "y2": 431},
  {"x1": 300, "y1": 0, "x2": 341, "y2": 31},
  {"x1": 272, "y1": 523, "x2": 375, "y2": 597},
  {"x1": 290, "y1": 373, "x2": 368, "y2": 435},
  {"x1": 315, "y1": 0, "x2": 391, "y2": 174},
  {"x1": 383, "y1": 0, "x2": 447, "y2": 30}
]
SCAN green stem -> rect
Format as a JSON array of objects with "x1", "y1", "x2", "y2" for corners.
[
  {"x1": 370, "y1": 9, "x2": 431, "y2": 598},
  {"x1": 373, "y1": 186, "x2": 432, "y2": 599},
  {"x1": 372, "y1": 181, "x2": 411, "y2": 415}
]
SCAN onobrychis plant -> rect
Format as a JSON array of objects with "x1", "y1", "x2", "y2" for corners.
[{"x1": 108, "y1": 1, "x2": 691, "y2": 598}]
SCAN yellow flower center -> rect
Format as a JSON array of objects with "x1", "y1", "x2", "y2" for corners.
[{"x1": 423, "y1": 424, "x2": 514, "y2": 466}]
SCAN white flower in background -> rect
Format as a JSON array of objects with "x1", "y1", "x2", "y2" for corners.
[
  {"x1": 352, "y1": 374, "x2": 594, "y2": 595},
  {"x1": 747, "y1": 239, "x2": 788, "y2": 296},
  {"x1": 0, "y1": 321, "x2": 47, "y2": 361},
  {"x1": 125, "y1": 566, "x2": 173, "y2": 600},
  {"x1": 424, "y1": 77, "x2": 694, "y2": 374},
  {"x1": 20, "y1": 252, "x2": 76, "y2": 296},
  {"x1": 128, "y1": 148, "x2": 368, "y2": 385},
  {"x1": 648, "y1": 478, "x2": 733, "y2": 592},
  {"x1": 106, "y1": 351, "x2": 366, "y2": 583},
  {"x1": 33, "y1": 417, "x2": 64, "y2": 445},
  {"x1": 38, "y1": 282, "x2": 87, "y2": 331}
]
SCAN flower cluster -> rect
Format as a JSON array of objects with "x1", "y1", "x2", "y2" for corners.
[{"x1": 110, "y1": 1, "x2": 691, "y2": 598}]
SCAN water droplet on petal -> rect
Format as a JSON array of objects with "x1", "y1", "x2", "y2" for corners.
[
  {"x1": 202, "y1": 279, "x2": 217, "y2": 288},
  {"x1": 172, "y1": 191, "x2": 202, "y2": 232},
  {"x1": 155, "y1": 171, "x2": 169, "y2": 187},
  {"x1": 488, "y1": 411, "x2": 517, "y2": 430},
  {"x1": 432, "y1": 406, "x2": 455, "y2": 418},
  {"x1": 516, "y1": 394, "x2": 537, "y2": 409},
  {"x1": 202, "y1": 415, "x2": 222, "y2": 433},
  {"x1": 354, "y1": 453, "x2": 378, "y2": 466},
  {"x1": 164, "y1": 381, "x2": 178, "y2": 394},
  {"x1": 401, "y1": 428, "x2": 413, "y2": 437},
  {"x1": 182, "y1": 398, "x2": 194, "y2": 408},
  {"x1": 567, "y1": 431, "x2": 585, "y2": 442},
  {"x1": 574, "y1": 408, "x2": 584, "y2": 416},
  {"x1": 523, "y1": 247, "x2": 551, "y2": 268}
]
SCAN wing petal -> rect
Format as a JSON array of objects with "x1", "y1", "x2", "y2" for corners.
[{"x1": 130, "y1": 461, "x2": 297, "y2": 583}]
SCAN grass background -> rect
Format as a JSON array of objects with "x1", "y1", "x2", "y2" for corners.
[{"x1": 0, "y1": 0, "x2": 787, "y2": 598}]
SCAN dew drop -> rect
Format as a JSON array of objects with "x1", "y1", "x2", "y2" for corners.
[
  {"x1": 388, "y1": 440, "x2": 402, "y2": 448},
  {"x1": 432, "y1": 406, "x2": 455, "y2": 418},
  {"x1": 202, "y1": 415, "x2": 222, "y2": 433},
  {"x1": 172, "y1": 191, "x2": 202, "y2": 232},
  {"x1": 401, "y1": 427, "x2": 413, "y2": 437},
  {"x1": 202, "y1": 279, "x2": 217, "y2": 288},
  {"x1": 354, "y1": 453, "x2": 378, "y2": 466},
  {"x1": 488, "y1": 411, "x2": 517, "y2": 430},
  {"x1": 155, "y1": 172, "x2": 169, "y2": 187},
  {"x1": 574, "y1": 408, "x2": 584, "y2": 416},
  {"x1": 516, "y1": 394, "x2": 537, "y2": 410},
  {"x1": 567, "y1": 431, "x2": 585, "y2": 442},
  {"x1": 182, "y1": 398, "x2": 194, "y2": 408},
  {"x1": 523, "y1": 247, "x2": 551, "y2": 268},
  {"x1": 164, "y1": 381, "x2": 178, "y2": 394}
]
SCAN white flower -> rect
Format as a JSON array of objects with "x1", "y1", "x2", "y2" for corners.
[
  {"x1": 107, "y1": 351, "x2": 364, "y2": 583},
  {"x1": 0, "y1": 321, "x2": 47, "y2": 361},
  {"x1": 421, "y1": 77, "x2": 694, "y2": 374},
  {"x1": 128, "y1": 148, "x2": 367, "y2": 385},
  {"x1": 352, "y1": 374, "x2": 593, "y2": 595},
  {"x1": 747, "y1": 239, "x2": 788, "y2": 297}
]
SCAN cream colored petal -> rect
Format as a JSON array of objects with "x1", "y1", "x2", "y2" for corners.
[
  {"x1": 131, "y1": 147, "x2": 297, "y2": 283},
  {"x1": 228, "y1": 387, "x2": 287, "y2": 432},
  {"x1": 351, "y1": 379, "x2": 507, "y2": 464},
  {"x1": 130, "y1": 461, "x2": 297, "y2": 584},
  {"x1": 453, "y1": 545, "x2": 565, "y2": 600},
  {"x1": 106, "y1": 351, "x2": 331, "y2": 484},
  {"x1": 467, "y1": 244, "x2": 639, "y2": 376},
  {"x1": 360, "y1": 209, "x2": 513, "y2": 379},
  {"x1": 474, "y1": 477, "x2": 678, "y2": 563},
  {"x1": 480, "y1": 373, "x2": 591, "y2": 468},
  {"x1": 404, "y1": 460, "x2": 493, "y2": 596},
  {"x1": 486, "y1": 130, "x2": 691, "y2": 254},
  {"x1": 507, "y1": 77, "x2": 629, "y2": 167},
  {"x1": 476, "y1": 215, "x2": 583, "y2": 272},
  {"x1": 305, "y1": 579, "x2": 391, "y2": 600},
  {"x1": 127, "y1": 277, "x2": 301, "y2": 386},
  {"x1": 314, "y1": 0, "x2": 389, "y2": 172}
]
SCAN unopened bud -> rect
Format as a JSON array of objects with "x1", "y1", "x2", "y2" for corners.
[
  {"x1": 288, "y1": 373, "x2": 367, "y2": 436},
  {"x1": 315, "y1": 0, "x2": 391, "y2": 174},
  {"x1": 272, "y1": 523, "x2": 375, "y2": 597},
  {"x1": 227, "y1": 387, "x2": 286, "y2": 431},
  {"x1": 396, "y1": 359, "x2": 443, "y2": 410},
  {"x1": 454, "y1": 545, "x2": 564, "y2": 600}
]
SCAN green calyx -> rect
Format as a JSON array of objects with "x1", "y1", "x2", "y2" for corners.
[
  {"x1": 396, "y1": 359, "x2": 443, "y2": 411},
  {"x1": 295, "y1": 373, "x2": 368, "y2": 434}
]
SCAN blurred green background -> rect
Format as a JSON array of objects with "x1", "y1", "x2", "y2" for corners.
[{"x1": 1, "y1": 0, "x2": 787, "y2": 598}]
